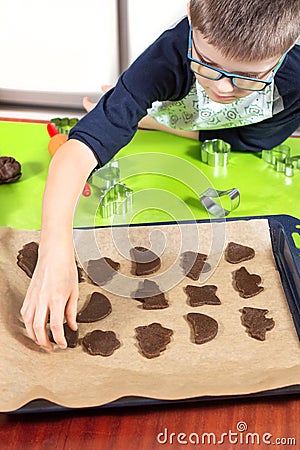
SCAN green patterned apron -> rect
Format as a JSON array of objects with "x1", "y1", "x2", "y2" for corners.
[{"x1": 148, "y1": 80, "x2": 274, "y2": 130}]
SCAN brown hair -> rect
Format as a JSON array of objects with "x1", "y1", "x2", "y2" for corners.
[{"x1": 189, "y1": 0, "x2": 300, "y2": 61}]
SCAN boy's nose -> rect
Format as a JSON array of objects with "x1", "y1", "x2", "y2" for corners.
[{"x1": 214, "y1": 76, "x2": 235, "y2": 93}]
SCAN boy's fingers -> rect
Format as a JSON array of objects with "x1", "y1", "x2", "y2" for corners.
[
  {"x1": 101, "y1": 84, "x2": 113, "y2": 93},
  {"x1": 49, "y1": 300, "x2": 67, "y2": 349},
  {"x1": 83, "y1": 87, "x2": 112, "y2": 112},
  {"x1": 65, "y1": 290, "x2": 78, "y2": 331},
  {"x1": 82, "y1": 96, "x2": 93, "y2": 112},
  {"x1": 33, "y1": 305, "x2": 53, "y2": 351},
  {"x1": 20, "y1": 300, "x2": 38, "y2": 344}
]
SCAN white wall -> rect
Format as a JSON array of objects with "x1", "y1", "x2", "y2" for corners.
[
  {"x1": 126, "y1": 0, "x2": 187, "y2": 65},
  {"x1": 0, "y1": 0, "x2": 118, "y2": 105},
  {"x1": 0, "y1": 0, "x2": 187, "y2": 107}
]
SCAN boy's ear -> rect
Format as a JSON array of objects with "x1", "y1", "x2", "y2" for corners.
[{"x1": 187, "y1": 1, "x2": 191, "y2": 24}]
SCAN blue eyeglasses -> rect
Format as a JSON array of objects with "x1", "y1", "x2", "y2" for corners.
[{"x1": 187, "y1": 25, "x2": 287, "y2": 91}]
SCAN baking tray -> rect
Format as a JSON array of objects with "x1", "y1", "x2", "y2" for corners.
[{"x1": 9, "y1": 214, "x2": 300, "y2": 414}]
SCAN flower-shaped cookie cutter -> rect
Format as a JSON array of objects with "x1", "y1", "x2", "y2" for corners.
[
  {"x1": 200, "y1": 139, "x2": 231, "y2": 167},
  {"x1": 200, "y1": 188, "x2": 240, "y2": 217},
  {"x1": 50, "y1": 117, "x2": 79, "y2": 134},
  {"x1": 99, "y1": 182, "x2": 133, "y2": 219},
  {"x1": 90, "y1": 161, "x2": 133, "y2": 218}
]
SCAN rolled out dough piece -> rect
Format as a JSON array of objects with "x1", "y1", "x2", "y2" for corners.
[
  {"x1": 82, "y1": 330, "x2": 121, "y2": 356},
  {"x1": 135, "y1": 323, "x2": 173, "y2": 358},
  {"x1": 77, "y1": 292, "x2": 112, "y2": 323},
  {"x1": 133, "y1": 279, "x2": 169, "y2": 309},
  {"x1": 130, "y1": 247, "x2": 161, "y2": 276},
  {"x1": 86, "y1": 257, "x2": 120, "y2": 286},
  {"x1": 240, "y1": 307, "x2": 275, "y2": 340},
  {"x1": 225, "y1": 242, "x2": 255, "y2": 264},
  {"x1": 17, "y1": 242, "x2": 39, "y2": 278},
  {"x1": 184, "y1": 285, "x2": 221, "y2": 306},
  {"x1": 187, "y1": 312, "x2": 218, "y2": 344},
  {"x1": 48, "y1": 322, "x2": 79, "y2": 348},
  {"x1": 180, "y1": 251, "x2": 211, "y2": 280},
  {"x1": 233, "y1": 266, "x2": 264, "y2": 298}
]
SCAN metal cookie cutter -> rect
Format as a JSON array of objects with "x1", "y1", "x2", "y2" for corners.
[
  {"x1": 90, "y1": 161, "x2": 120, "y2": 191},
  {"x1": 200, "y1": 188, "x2": 240, "y2": 218},
  {"x1": 261, "y1": 144, "x2": 300, "y2": 177},
  {"x1": 51, "y1": 117, "x2": 79, "y2": 134},
  {"x1": 200, "y1": 139, "x2": 231, "y2": 167},
  {"x1": 286, "y1": 155, "x2": 300, "y2": 177},
  {"x1": 290, "y1": 155, "x2": 300, "y2": 169},
  {"x1": 99, "y1": 183, "x2": 133, "y2": 219},
  {"x1": 90, "y1": 161, "x2": 133, "y2": 218}
]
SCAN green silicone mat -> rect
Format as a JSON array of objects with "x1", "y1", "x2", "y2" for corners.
[{"x1": 1, "y1": 120, "x2": 300, "y2": 229}]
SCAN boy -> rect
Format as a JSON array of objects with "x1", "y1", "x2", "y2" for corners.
[{"x1": 21, "y1": 0, "x2": 300, "y2": 351}]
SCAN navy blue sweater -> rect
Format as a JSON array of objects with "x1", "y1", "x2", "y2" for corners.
[{"x1": 69, "y1": 17, "x2": 300, "y2": 166}]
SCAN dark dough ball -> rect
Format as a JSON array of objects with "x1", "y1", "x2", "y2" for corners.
[{"x1": 0, "y1": 156, "x2": 22, "y2": 184}]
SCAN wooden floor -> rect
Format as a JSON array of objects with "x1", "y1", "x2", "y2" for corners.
[{"x1": 1, "y1": 394, "x2": 300, "y2": 449}]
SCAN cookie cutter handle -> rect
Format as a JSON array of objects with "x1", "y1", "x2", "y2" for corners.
[{"x1": 200, "y1": 188, "x2": 240, "y2": 217}]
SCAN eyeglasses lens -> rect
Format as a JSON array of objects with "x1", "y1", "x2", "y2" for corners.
[
  {"x1": 190, "y1": 61, "x2": 267, "y2": 91},
  {"x1": 190, "y1": 61, "x2": 220, "y2": 80},
  {"x1": 233, "y1": 78, "x2": 266, "y2": 91}
]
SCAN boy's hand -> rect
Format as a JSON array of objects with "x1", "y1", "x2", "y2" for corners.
[
  {"x1": 20, "y1": 245, "x2": 78, "y2": 352},
  {"x1": 83, "y1": 85, "x2": 112, "y2": 113}
]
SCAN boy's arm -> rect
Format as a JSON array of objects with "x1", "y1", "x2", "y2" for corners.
[
  {"x1": 83, "y1": 94, "x2": 199, "y2": 141},
  {"x1": 139, "y1": 115, "x2": 199, "y2": 140},
  {"x1": 21, "y1": 139, "x2": 98, "y2": 351}
]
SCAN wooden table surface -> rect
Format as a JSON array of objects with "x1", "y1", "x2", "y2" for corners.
[{"x1": 1, "y1": 394, "x2": 300, "y2": 449}]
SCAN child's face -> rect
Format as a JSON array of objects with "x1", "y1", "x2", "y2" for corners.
[{"x1": 192, "y1": 28, "x2": 282, "y2": 104}]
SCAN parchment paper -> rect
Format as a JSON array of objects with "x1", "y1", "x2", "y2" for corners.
[{"x1": 1, "y1": 219, "x2": 300, "y2": 412}]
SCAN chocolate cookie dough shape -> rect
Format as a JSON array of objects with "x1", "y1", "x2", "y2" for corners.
[
  {"x1": 133, "y1": 279, "x2": 169, "y2": 309},
  {"x1": 225, "y1": 242, "x2": 255, "y2": 264},
  {"x1": 135, "y1": 323, "x2": 173, "y2": 358},
  {"x1": 0, "y1": 156, "x2": 22, "y2": 184},
  {"x1": 17, "y1": 241, "x2": 39, "y2": 278},
  {"x1": 180, "y1": 251, "x2": 211, "y2": 280},
  {"x1": 86, "y1": 257, "x2": 120, "y2": 286},
  {"x1": 76, "y1": 292, "x2": 112, "y2": 323},
  {"x1": 130, "y1": 246, "x2": 161, "y2": 276},
  {"x1": 82, "y1": 330, "x2": 121, "y2": 356},
  {"x1": 187, "y1": 313, "x2": 218, "y2": 344},
  {"x1": 233, "y1": 266, "x2": 264, "y2": 298},
  {"x1": 17, "y1": 241, "x2": 85, "y2": 283},
  {"x1": 49, "y1": 323, "x2": 79, "y2": 348},
  {"x1": 184, "y1": 285, "x2": 221, "y2": 307},
  {"x1": 240, "y1": 307, "x2": 275, "y2": 341}
]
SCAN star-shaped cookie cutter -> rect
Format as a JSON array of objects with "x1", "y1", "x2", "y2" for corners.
[
  {"x1": 200, "y1": 139, "x2": 231, "y2": 167},
  {"x1": 200, "y1": 188, "x2": 240, "y2": 217}
]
